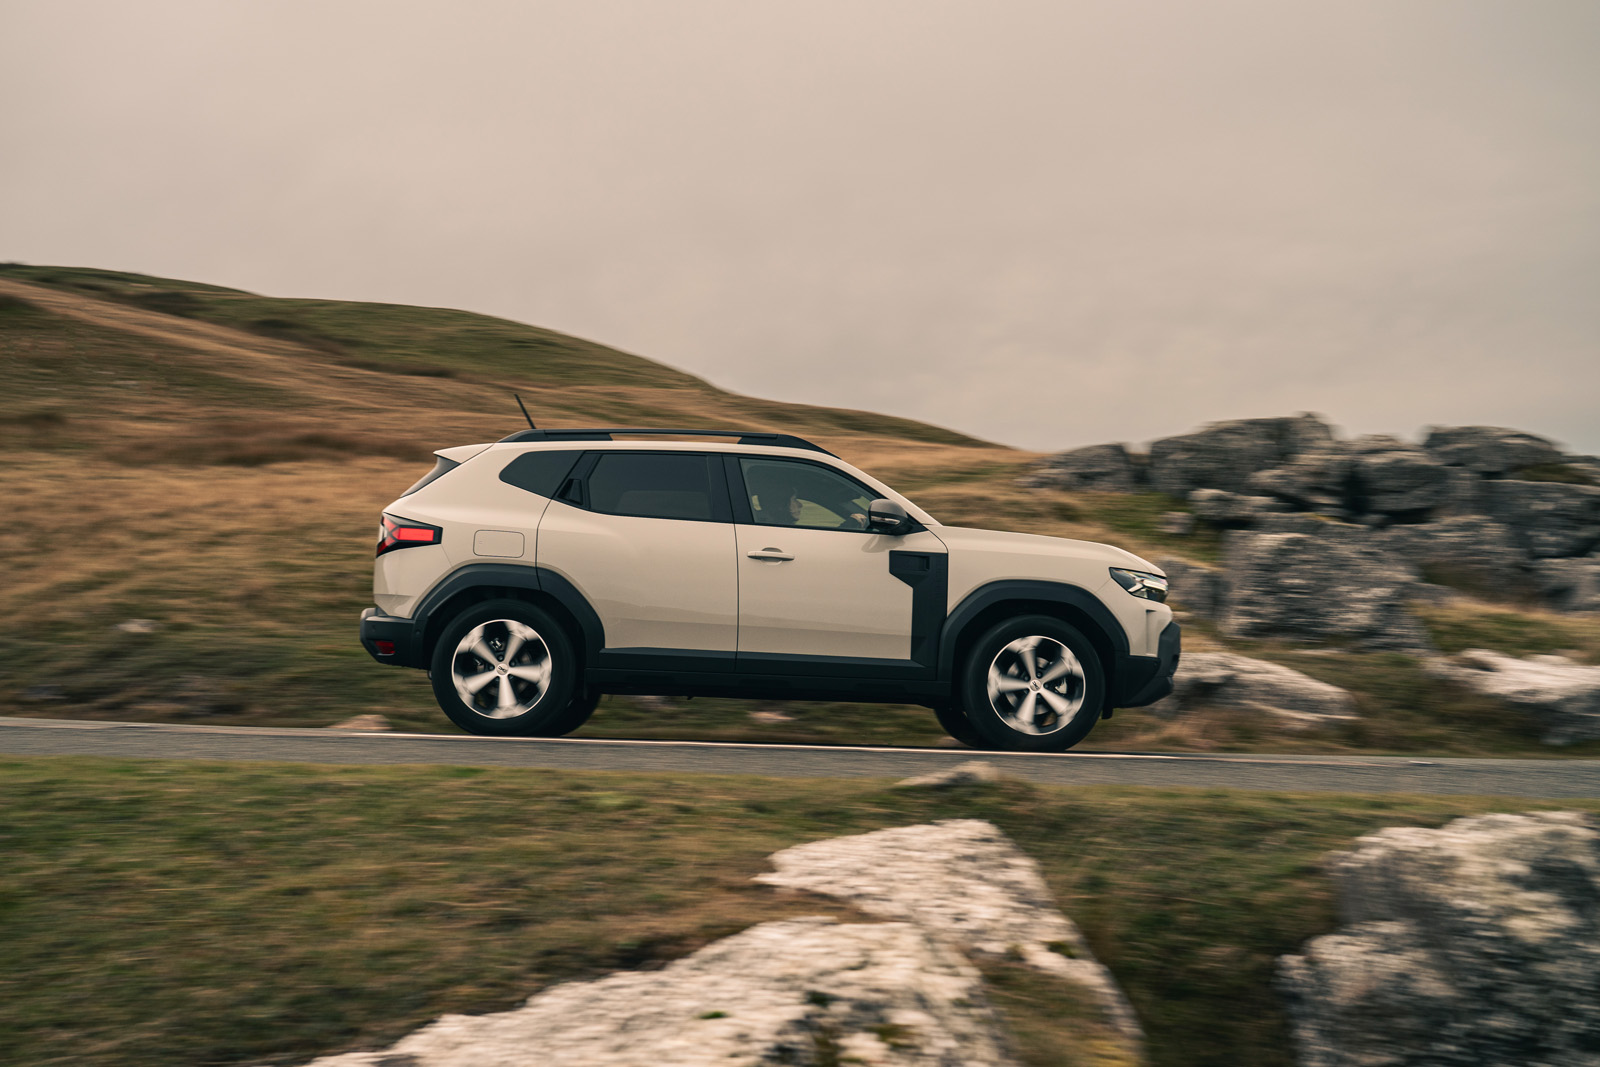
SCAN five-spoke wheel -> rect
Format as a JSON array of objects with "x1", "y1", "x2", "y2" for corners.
[
  {"x1": 959, "y1": 615, "x2": 1105, "y2": 751},
  {"x1": 430, "y1": 600, "x2": 582, "y2": 736}
]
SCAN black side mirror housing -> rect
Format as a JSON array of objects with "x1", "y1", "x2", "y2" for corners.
[{"x1": 867, "y1": 498, "x2": 915, "y2": 535}]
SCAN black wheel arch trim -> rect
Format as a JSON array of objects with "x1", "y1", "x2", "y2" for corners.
[
  {"x1": 407, "y1": 563, "x2": 605, "y2": 668},
  {"x1": 939, "y1": 579, "x2": 1161, "y2": 707}
]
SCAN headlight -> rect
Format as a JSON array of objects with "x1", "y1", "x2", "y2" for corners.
[{"x1": 1110, "y1": 568, "x2": 1168, "y2": 603}]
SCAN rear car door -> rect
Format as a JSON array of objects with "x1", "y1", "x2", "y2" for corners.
[
  {"x1": 534, "y1": 450, "x2": 739, "y2": 656},
  {"x1": 729, "y1": 455, "x2": 947, "y2": 667}
]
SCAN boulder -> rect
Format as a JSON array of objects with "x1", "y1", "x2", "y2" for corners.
[
  {"x1": 1220, "y1": 530, "x2": 1433, "y2": 652},
  {"x1": 1534, "y1": 557, "x2": 1600, "y2": 613},
  {"x1": 304, "y1": 918, "x2": 1019, "y2": 1067},
  {"x1": 1019, "y1": 443, "x2": 1139, "y2": 491},
  {"x1": 1156, "y1": 555, "x2": 1222, "y2": 617},
  {"x1": 1422, "y1": 425, "x2": 1565, "y2": 474},
  {"x1": 1343, "y1": 436, "x2": 1451, "y2": 518},
  {"x1": 1424, "y1": 649, "x2": 1600, "y2": 744},
  {"x1": 1188, "y1": 488, "x2": 1291, "y2": 525},
  {"x1": 1166, "y1": 652, "x2": 1359, "y2": 729},
  {"x1": 1249, "y1": 437, "x2": 1451, "y2": 521},
  {"x1": 1379, "y1": 516, "x2": 1530, "y2": 591},
  {"x1": 758, "y1": 820, "x2": 1144, "y2": 1050},
  {"x1": 1279, "y1": 811, "x2": 1600, "y2": 1067},
  {"x1": 1148, "y1": 413, "x2": 1336, "y2": 496},
  {"x1": 1480, "y1": 480, "x2": 1600, "y2": 558},
  {"x1": 1247, "y1": 448, "x2": 1352, "y2": 514}
]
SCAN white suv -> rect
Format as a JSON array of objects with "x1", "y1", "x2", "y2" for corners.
[{"x1": 359, "y1": 427, "x2": 1179, "y2": 750}]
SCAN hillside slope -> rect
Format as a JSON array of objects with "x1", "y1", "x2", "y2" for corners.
[{"x1": 1, "y1": 264, "x2": 1594, "y2": 754}]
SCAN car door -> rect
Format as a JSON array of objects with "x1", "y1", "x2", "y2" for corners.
[
  {"x1": 728, "y1": 454, "x2": 947, "y2": 667},
  {"x1": 534, "y1": 450, "x2": 739, "y2": 658}
]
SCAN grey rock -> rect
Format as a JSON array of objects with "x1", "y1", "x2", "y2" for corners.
[
  {"x1": 1534, "y1": 557, "x2": 1600, "y2": 613},
  {"x1": 1020, "y1": 443, "x2": 1139, "y2": 491},
  {"x1": 305, "y1": 918, "x2": 1019, "y2": 1067},
  {"x1": 1167, "y1": 652, "x2": 1359, "y2": 729},
  {"x1": 1188, "y1": 488, "x2": 1290, "y2": 525},
  {"x1": 1247, "y1": 448, "x2": 1352, "y2": 514},
  {"x1": 1480, "y1": 480, "x2": 1600, "y2": 558},
  {"x1": 1157, "y1": 511, "x2": 1196, "y2": 536},
  {"x1": 1148, "y1": 413, "x2": 1336, "y2": 496},
  {"x1": 893, "y1": 761, "x2": 1005, "y2": 789},
  {"x1": 1344, "y1": 438, "x2": 1451, "y2": 518},
  {"x1": 757, "y1": 820, "x2": 1144, "y2": 1052},
  {"x1": 1423, "y1": 425, "x2": 1565, "y2": 474},
  {"x1": 1156, "y1": 556, "x2": 1222, "y2": 617},
  {"x1": 1250, "y1": 437, "x2": 1451, "y2": 520},
  {"x1": 1279, "y1": 811, "x2": 1600, "y2": 1067},
  {"x1": 1424, "y1": 649, "x2": 1600, "y2": 744},
  {"x1": 1379, "y1": 516, "x2": 1530, "y2": 591},
  {"x1": 1221, "y1": 530, "x2": 1433, "y2": 652},
  {"x1": 1255, "y1": 513, "x2": 1347, "y2": 535}
]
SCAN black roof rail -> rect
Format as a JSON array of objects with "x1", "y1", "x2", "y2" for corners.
[{"x1": 496, "y1": 427, "x2": 837, "y2": 457}]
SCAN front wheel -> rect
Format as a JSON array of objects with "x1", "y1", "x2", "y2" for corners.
[
  {"x1": 959, "y1": 615, "x2": 1105, "y2": 752},
  {"x1": 430, "y1": 599, "x2": 580, "y2": 736}
]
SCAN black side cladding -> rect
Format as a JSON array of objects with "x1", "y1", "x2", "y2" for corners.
[{"x1": 499, "y1": 450, "x2": 587, "y2": 498}]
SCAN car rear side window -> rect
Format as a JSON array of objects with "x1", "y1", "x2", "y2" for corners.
[
  {"x1": 499, "y1": 450, "x2": 585, "y2": 498},
  {"x1": 587, "y1": 452, "x2": 720, "y2": 521}
]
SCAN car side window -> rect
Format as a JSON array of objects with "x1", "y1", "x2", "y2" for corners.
[
  {"x1": 587, "y1": 452, "x2": 718, "y2": 521},
  {"x1": 739, "y1": 458, "x2": 875, "y2": 531}
]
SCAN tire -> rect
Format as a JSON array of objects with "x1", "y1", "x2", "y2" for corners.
[
  {"x1": 959, "y1": 614, "x2": 1105, "y2": 752},
  {"x1": 429, "y1": 599, "x2": 580, "y2": 736},
  {"x1": 933, "y1": 702, "x2": 985, "y2": 748}
]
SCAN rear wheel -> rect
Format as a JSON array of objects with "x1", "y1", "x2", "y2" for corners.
[
  {"x1": 959, "y1": 615, "x2": 1105, "y2": 752},
  {"x1": 430, "y1": 600, "x2": 580, "y2": 736}
]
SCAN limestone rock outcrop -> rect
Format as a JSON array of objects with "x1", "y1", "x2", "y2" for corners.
[
  {"x1": 1166, "y1": 652, "x2": 1358, "y2": 729},
  {"x1": 1279, "y1": 811, "x2": 1600, "y2": 1067},
  {"x1": 1423, "y1": 649, "x2": 1600, "y2": 744},
  {"x1": 306, "y1": 918, "x2": 1018, "y2": 1067},
  {"x1": 1147, "y1": 414, "x2": 1335, "y2": 496},
  {"x1": 301, "y1": 821, "x2": 1144, "y2": 1067},
  {"x1": 1018, "y1": 443, "x2": 1140, "y2": 492},
  {"x1": 757, "y1": 819, "x2": 1143, "y2": 1050},
  {"x1": 1421, "y1": 425, "x2": 1565, "y2": 474},
  {"x1": 1220, "y1": 530, "x2": 1433, "y2": 652}
]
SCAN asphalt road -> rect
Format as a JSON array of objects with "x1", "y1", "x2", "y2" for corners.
[{"x1": 4, "y1": 716, "x2": 1599, "y2": 797}]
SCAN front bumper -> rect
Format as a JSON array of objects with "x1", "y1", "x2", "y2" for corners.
[
  {"x1": 360, "y1": 607, "x2": 422, "y2": 668},
  {"x1": 1111, "y1": 620, "x2": 1181, "y2": 708}
]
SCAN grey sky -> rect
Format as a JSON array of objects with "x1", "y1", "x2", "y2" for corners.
[{"x1": 4, "y1": 0, "x2": 1597, "y2": 453}]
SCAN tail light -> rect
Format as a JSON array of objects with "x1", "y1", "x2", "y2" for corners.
[{"x1": 377, "y1": 514, "x2": 443, "y2": 556}]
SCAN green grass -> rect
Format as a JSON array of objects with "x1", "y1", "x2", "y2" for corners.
[
  {"x1": 1418, "y1": 602, "x2": 1600, "y2": 664},
  {"x1": 3, "y1": 756, "x2": 1595, "y2": 1067}
]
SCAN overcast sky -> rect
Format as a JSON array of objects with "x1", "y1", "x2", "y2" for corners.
[{"x1": 3, "y1": 0, "x2": 1597, "y2": 453}]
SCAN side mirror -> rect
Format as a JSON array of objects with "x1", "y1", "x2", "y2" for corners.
[{"x1": 867, "y1": 498, "x2": 914, "y2": 535}]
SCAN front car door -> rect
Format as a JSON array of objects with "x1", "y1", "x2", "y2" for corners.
[{"x1": 728, "y1": 454, "x2": 947, "y2": 669}]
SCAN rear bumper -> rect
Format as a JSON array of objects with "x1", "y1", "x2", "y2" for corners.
[
  {"x1": 1111, "y1": 620, "x2": 1181, "y2": 708},
  {"x1": 360, "y1": 607, "x2": 423, "y2": 668}
]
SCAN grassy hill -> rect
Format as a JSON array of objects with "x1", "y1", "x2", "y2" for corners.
[{"x1": 1, "y1": 263, "x2": 1595, "y2": 753}]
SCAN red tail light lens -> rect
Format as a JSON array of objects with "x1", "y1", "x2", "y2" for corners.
[{"x1": 377, "y1": 515, "x2": 443, "y2": 556}]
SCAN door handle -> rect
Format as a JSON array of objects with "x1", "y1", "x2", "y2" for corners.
[{"x1": 747, "y1": 548, "x2": 794, "y2": 562}]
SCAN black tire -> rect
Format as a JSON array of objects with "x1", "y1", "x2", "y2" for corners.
[
  {"x1": 429, "y1": 599, "x2": 580, "y2": 736},
  {"x1": 933, "y1": 702, "x2": 986, "y2": 748},
  {"x1": 959, "y1": 614, "x2": 1105, "y2": 752}
]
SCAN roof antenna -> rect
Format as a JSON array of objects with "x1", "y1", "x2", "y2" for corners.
[{"x1": 514, "y1": 394, "x2": 536, "y2": 429}]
